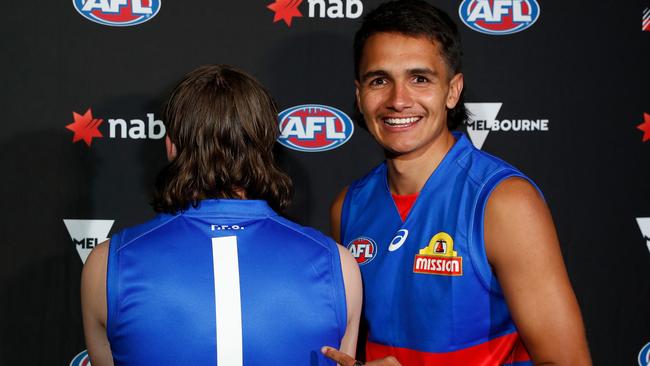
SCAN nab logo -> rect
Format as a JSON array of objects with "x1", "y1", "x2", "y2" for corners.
[
  {"x1": 73, "y1": 0, "x2": 161, "y2": 27},
  {"x1": 267, "y1": 0, "x2": 363, "y2": 27},
  {"x1": 66, "y1": 108, "x2": 166, "y2": 147},
  {"x1": 278, "y1": 104, "x2": 354, "y2": 152},
  {"x1": 464, "y1": 102, "x2": 549, "y2": 149},
  {"x1": 64, "y1": 219, "x2": 114, "y2": 263},
  {"x1": 637, "y1": 112, "x2": 650, "y2": 142},
  {"x1": 70, "y1": 349, "x2": 91, "y2": 366},
  {"x1": 459, "y1": 0, "x2": 540, "y2": 35},
  {"x1": 347, "y1": 237, "x2": 377, "y2": 265},
  {"x1": 636, "y1": 218, "x2": 650, "y2": 255}
]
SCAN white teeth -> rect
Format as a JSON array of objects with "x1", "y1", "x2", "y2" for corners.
[{"x1": 384, "y1": 117, "x2": 420, "y2": 126}]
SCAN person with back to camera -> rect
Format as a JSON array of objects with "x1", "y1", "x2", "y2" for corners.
[
  {"x1": 322, "y1": 1, "x2": 592, "y2": 365},
  {"x1": 81, "y1": 64, "x2": 362, "y2": 366}
]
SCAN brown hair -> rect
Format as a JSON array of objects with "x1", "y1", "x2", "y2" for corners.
[{"x1": 152, "y1": 64, "x2": 292, "y2": 214}]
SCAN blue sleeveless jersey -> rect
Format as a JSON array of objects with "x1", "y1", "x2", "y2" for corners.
[
  {"x1": 106, "y1": 199, "x2": 346, "y2": 366},
  {"x1": 341, "y1": 133, "x2": 535, "y2": 365}
]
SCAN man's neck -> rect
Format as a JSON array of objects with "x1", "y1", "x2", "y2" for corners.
[{"x1": 386, "y1": 131, "x2": 456, "y2": 195}]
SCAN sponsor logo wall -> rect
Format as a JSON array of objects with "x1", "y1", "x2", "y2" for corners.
[{"x1": 1, "y1": 1, "x2": 648, "y2": 364}]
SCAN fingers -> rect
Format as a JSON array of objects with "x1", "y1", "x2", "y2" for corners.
[
  {"x1": 321, "y1": 346, "x2": 358, "y2": 366},
  {"x1": 373, "y1": 356, "x2": 401, "y2": 366}
]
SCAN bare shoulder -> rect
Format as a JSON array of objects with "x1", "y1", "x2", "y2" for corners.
[
  {"x1": 484, "y1": 176, "x2": 551, "y2": 265},
  {"x1": 83, "y1": 240, "x2": 110, "y2": 279},
  {"x1": 81, "y1": 240, "x2": 110, "y2": 326},
  {"x1": 337, "y1": 243, "x2": 359, "y2": 274},
  {"x1": 487, "y1": 176, "x2": 544, "y2": 212}
]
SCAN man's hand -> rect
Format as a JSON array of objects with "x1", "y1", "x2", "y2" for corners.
[{"x1": 321, "y1": 347, "x2": 401, "y2": 366}]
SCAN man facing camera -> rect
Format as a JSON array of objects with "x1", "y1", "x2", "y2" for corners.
[
  {"x1": 323, "y1": 1, "x2": 591, "y2": 365},
  {"x1": 81, "y1": 65, "x2": 361, "y2": 366}
]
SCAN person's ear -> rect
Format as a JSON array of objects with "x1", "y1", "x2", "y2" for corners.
[
  {"x1": 446, "y1": 73, "x2": 464, "y2": 109},
  {"x1": 165, "y1": 135, "x2": 177, "y2": 161}
]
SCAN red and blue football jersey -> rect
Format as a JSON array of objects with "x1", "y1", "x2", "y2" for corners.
[
  {"x1": 106, "y1": 199, "x2": 346, "y2": 365},
  {"x1": 341, "y1": 133, "x2": 535, "y2": 365}
]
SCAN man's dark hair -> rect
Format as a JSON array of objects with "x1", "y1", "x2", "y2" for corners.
[
  {"x1": 353, "y1": 0, "x2": 468, "y2": 129},
  {"x1": 152, "y1": 64, "x2": 292, "y2": 214}
]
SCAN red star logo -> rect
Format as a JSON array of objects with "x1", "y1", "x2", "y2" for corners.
[
  {"x1": 637, "y1": 112, "x2": 650, "y2": 142},
  {"x1": 66, "y1": 108, "x2": 104, "y2": 147},
  {"x1": 267, "y1": 0, "x2": 303, "y2": 27}
]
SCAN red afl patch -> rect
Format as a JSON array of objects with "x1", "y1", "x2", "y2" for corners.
[{"x1": 347, "y1": 237, "x2": 377, "y2": 265}]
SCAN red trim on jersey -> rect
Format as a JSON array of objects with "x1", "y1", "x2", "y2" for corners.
[
  {"x1": 366, "y1": 332, "x2": 531, "y2": 365},
  {"x1": 391, "y1": 192, "x2": 419, "y2": 221}
]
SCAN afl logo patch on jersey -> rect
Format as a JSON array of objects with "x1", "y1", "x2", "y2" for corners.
[
  {"x1": 347, "y1": 237, "x2": 377, "y2": 265},
  {"x1": 413, "y1": 232, "x2": 463, "y2": 276}
]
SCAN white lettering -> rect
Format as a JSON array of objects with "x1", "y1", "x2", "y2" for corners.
[
  {"x1": 131, "y1": 0, "x2": 153, "y2": 14},
  {"x1": 308, "y1": 0, "x2": 326, "y2": 17},
  {"x1": 280, "y1": 116, "x2": 307, "y2": 139},
  {"x1": 467, "y1": 1, "x2": 493, "y2": 22},
  {"x1": 108, "y1": 0, "x2": 128, "y2": 13},
  {"x1": 492, "y1": 0, "x2": 510, "y2": 21},
  {"x1": 308, "y1": 0, "x2": 363, "y2": 18},
  {"x1": 346, "y1": 0, "x2": 363, "y2": 18},
  {"x1": 129, "y1": 119, "x2": 146, "y2": 139},
  {"x1": 540, "y1": 119, "x2": 549, "y2": 131},
  {"x1": 325, "y1": 117, "x2": 345, "y2": 139},
  {"x1": 147, "y1": 113, "x2": 165, "y2": 139},
  {"x1": 305, "y1": 116, "x2": 325, "y2": 138},
  {"x1": 82, "y1": 0, "x2": 111, "y2": 12},
  {"x1": 109, "y1": 118, "x2": 127, "y2": 138},
  {"x1": 512, "y1": 0, "x2": 532, "y2": 22},
  {"x1": 327, "y1": 0, "x2": 344, "y2": 18}
]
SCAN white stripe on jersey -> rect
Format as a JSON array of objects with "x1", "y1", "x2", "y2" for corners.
[{"x1": 212, "y1": 236, "x2": 243, "y2": 365}]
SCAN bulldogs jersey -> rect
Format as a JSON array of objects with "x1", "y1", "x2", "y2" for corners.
[
  {"x1": 341, "y1": 133, "x2": 535, "y2": 365},
  {"x1": 106, "y1": 199, "x2": 346, "y2": 366}
]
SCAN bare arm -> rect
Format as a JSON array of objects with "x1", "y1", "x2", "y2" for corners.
[
  {"x1": 338, "y1": 245, "x2": 362, "y2": 356},
  {"x1": 330, "y1": 186, "x2": 349, "y2": 243},
  {"x1": 485, "y1": 178, "x2": 591, "y2": 365},
  {"x1": 81, "y1": 240, "x2": 114, "y2": 366}
]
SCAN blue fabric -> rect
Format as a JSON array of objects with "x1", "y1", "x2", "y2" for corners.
[
  {"x1": 341, "y1": 132, "x2": 539, "y2": 355},
  {"x1": 107, "y1": 199, "x2": 346, "y2": 366}
]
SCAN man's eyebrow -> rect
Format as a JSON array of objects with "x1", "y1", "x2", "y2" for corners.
[
  {"x1": 408, "y1": 67, "x2": 438, "y2": 76},
  {"x1": 360, "y1": 70, "x2": 389, "y2": 81}
]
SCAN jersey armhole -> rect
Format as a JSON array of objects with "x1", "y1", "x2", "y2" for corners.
[
  {"x1": 105, "y1": 231, "x2": 122, "y2": 341},
  {"x1": 329, "y1": 239, "x2": 348, "y2": 342},
  {"x1": 468, "y1": 170, "x2": 542, "y2": 296}
]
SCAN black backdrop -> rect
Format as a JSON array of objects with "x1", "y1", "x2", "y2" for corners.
[{"x1": 1, "y1": 1, "x2": 649, "y2": 365}]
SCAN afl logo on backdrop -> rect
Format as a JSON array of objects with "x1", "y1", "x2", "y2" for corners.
[
  {"x1": 639, "y1": 341, "x2": 650, "y2": 366},
  {"x1": 278, "y1": 104, "x2": 354, "y2": 152},
  {"x1": 458, "y1": 0, "x2": 539, "y2": 35},
  {"x1": 70, "y1": 350, "x2": 91, "y2": 366},
  {"x1": 73, "y1": 0, "x2": 161, "y2": 27},
  {"x1": 347, "y1": 237, "x2": 377, "y2": 265}
]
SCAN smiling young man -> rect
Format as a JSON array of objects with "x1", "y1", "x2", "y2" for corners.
[{"x1": 322, "y1": 1, "x2": 591, "y2": 365}]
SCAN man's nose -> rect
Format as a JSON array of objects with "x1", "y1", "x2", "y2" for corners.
[{"x1": 386, "y1": 82, "x2": 414, "y2": 111}]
